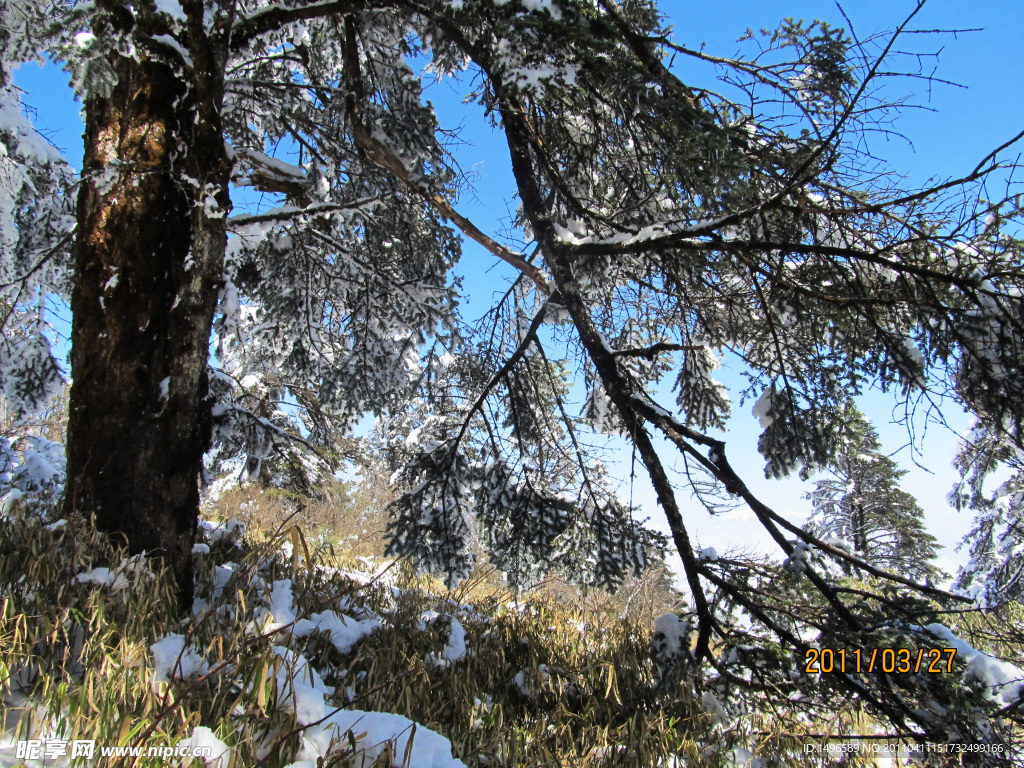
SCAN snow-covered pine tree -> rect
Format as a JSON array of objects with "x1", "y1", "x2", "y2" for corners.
[
  {"x1": 805, "y1": 404, "x2": 945, "y2": 582},
  {"x1": 2, "y1": 0, "x2": 1023, "y2": 753},
  {"x1": 52, "y1": 0, "x2": 471, "y2": 602}
]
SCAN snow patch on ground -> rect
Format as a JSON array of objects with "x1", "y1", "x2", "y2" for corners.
[
  {"x1": 180, "y1": 727, "x2": 231, "y2": 768},
  {"x1": 292, "y1": 609, "x2": 381, "y2": 654},
  {"x1": 150, "y1": 634, "x2": 209, "y2": 683},
  {"x1": 423, "y1": 613, "x2": 467, "y2": 667},
  {"x1": 199, "y1": 518, "x2": 243, "y2": 544},
  {"x1": 270, "y1": 645, "x2": 467, "y2": 767}
]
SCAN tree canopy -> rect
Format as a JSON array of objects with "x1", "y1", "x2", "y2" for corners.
[{"x1": 2, "y1": 0, "x2": 1024, "y2": 755}]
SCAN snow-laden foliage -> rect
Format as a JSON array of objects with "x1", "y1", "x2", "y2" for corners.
[
  {"x1": 0, "y1": 0, "x2": 74, "y2": 419},
  {"x1": 197, "y1": 11, "x2": 463, "y2": 488},
  {"x1": 0, "y1": 4, "x2": 73, "y2": 510},
  {"x1": 952, "y1": 422, "x2": 1024, "y2": 605},
  {"x1": 204, "y1": 367, "x2": 337, "y2": 496},
  {"x1": 383, "y1": 314, "x2": 661, "y2": 588},
  {"x1": 0, "y1": 433, "x2": 64, "y2": 511}
]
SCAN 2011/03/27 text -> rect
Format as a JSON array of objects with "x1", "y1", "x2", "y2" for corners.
[{"x1": 804, "y1": 647, "x2": 957, "y2": 674}]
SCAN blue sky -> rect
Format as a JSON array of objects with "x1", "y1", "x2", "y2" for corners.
[{"x1": 13, "y1": 0, "x2": 1024, "y2": 580}]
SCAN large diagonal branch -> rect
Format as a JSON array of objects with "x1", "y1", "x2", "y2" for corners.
[
  {"x1": 341, "y1": 14, "x2": 550, "y2": 294},
  {"x1": 352, "y1": 119, "x2": 551, "y2": 292},
  {"x1": 488, "y1": 36, "x2": 971, "y2": 675},
  {"x1": 417, "y1": 0, "x2": 975, "y2": 683},
  {"x1": 483, "y1": 77, "x2": 716, "y2": 658},
  {"x1": 552, "y1": 283, "x2": 716, "y2": 661}
]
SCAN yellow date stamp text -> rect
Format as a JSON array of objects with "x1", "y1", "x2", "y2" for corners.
[{"x1": 804, "y1": 647, "x2": 957, "y2": 674}]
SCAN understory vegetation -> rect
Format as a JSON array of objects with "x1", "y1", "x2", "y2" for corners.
[
  {"x1": 0, "y1": 492, "x2": 707, "y2": 767},
  {"x1": 2, "y1": 485, "x2": 1021, "y2": 767}
]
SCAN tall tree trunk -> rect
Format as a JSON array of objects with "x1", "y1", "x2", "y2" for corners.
[{"x1": 64, "y1": 39, "x2": 229, "y2": 608}]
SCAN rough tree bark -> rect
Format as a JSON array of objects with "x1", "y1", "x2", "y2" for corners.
[{"x1": 64, "y1": 28, "x2": 230, "y2": 607}]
